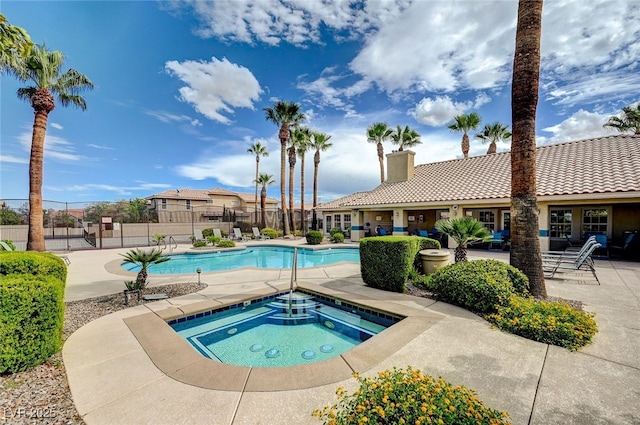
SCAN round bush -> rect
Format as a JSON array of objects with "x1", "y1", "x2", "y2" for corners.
[
  {"x1": 313, "y1": 366, "x2": 510, "y2": 425},
  {"x1": 0, "y1": 251, "x2": 67, "y2": 282},
  {"x1": 426, "y1": 259, "x2": 529, "y2": 313},
  {"x1": 202, "y1": 228, "x2": 214, "y2": 237},
  {"x1": 486, "y1": 295, "x2": 598, "y2": 351},
  {"x1": 0, "y1": 274, "x2": 65, "y2": 373},
  {"x1": 331, "y1": 232, "x2": 345, "y2": 243},
  {"x1": 217, "y1": 239, "x2": 236, "y2": 248},
  {"x1": 329, "y1": 227, "x2": 343, "y2": 237},
  {"x1": 261, "y1": 228, "x2": 278, "y2": 239},
  {"x1": 306, "y1": 230, "x2": 324, "y2": 245},
  {"x1": 192, "y1": 240, "x2": 207, "y2": 248}
]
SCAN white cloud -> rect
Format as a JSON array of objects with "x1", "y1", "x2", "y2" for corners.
[
  {"x1": 143, "y1": 109, "x2": 203, "y2": 126},
  {"x1": 87, "y1": 144, "x2": 115, "y2": 150},
  {"x1": 18, "y1": 132, "x2": 84, "y2": 162},
  {"x1": 165, "y1": 57, "x2": 263, "y2": 124},
  {"x1": 538, "y1": 109, "x2": 613, "y2": 144},
  {"x1": 50, "y1": 122, "x2": 63, "y2": 130},
  {"x1": 0, "y1": 154, "x2": 28, "y2": 164},
  {"x1": 411, "y1": 94, "x2": 490, "y2": 127}
]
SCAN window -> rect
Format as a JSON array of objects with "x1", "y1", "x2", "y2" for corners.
[
  {"x1": 334, "y1": 214, "x2": 341, "y2": 229},
  {"x1": 343, "y1": 213, "x2": 351, "y2": 231},
  {"x1": 161, "y1": 199, "x2": 166, "y2": 210},
  {"x1": 582, "y1": 208, "x2": 608, "y2": 235},
  {"x1": 549, "y1": 209, "x2": 572, "y2": 238},
  {"x1": 186, "y1": 200, "x2": 191, "y2": 210},
  {"x1": 478, "y1": 210, "x2": 495, "y2": 231}
]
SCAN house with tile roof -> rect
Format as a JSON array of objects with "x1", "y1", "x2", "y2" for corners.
[
  {"x1": 317, "y1": 134, "x2": 640, "y2": 254},
  {"x1": 146, "y1": 188, "x2": 279, "y2": 226}
]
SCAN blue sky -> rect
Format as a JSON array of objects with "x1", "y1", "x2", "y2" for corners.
[{"x1": 2, "y1": 0, "x2": 639, "y2": 205}]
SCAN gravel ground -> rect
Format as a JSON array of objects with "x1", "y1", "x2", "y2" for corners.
[{"x1": 0, "y1": 282, "x2": 206, "y2": 425}]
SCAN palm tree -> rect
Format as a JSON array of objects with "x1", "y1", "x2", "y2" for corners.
[
  {"x1": 247, "y1": 142, "x2": 269, "y2": 224},
  {"x1": 264, "y1": 101, "x2": 306, "y2": 236},
  {"x1": 435, "y1": 217, "x2": 491, "y2": 262},
  {"x1": 510, "y1": 0, "x2": 546, "y2": 298},
  {"x1": 287, "y1": 129, "x2": 301, "y2": 235},
  {"x1": 0, "y1": 13, "x2": 33, "y2": 73},
  {"x1": 603, "y1": 104, "x2": 640, "y2": 134},
  {"x1": 10, "y1": 44, "x2": 93, "y2": 251},
  {"x1": 390, "y1": 125, "x2": 422, "y2": 152},
  {"x1": 120, "y1": 248, "x2": 170, "y2": 290},
  {"x1": 310, "y1": 131, "x2": 333, "y2": 230},
  {"x1": 366, "y1": 122, "x2": 393, "y2": 183},
  {"x1": 293, "y1": 127, "x2": 311, "y2": 233},
  {"x1": 475, "y1": 122, "x2": 512, "y2": 155},
  {"x1": 255, "y1": 173, "x2": 275, "y2": 229},
  {"x1": 447, "y1": 112, "x2": 481, "y2": 158}
]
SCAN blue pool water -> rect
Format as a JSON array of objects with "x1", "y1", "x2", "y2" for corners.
[
  {"x1": 122, "y1": 246, "x2": 359, "y2": 274},
  {"x1": 169, "y1": 291, "x2": 401, "y2": 367}
]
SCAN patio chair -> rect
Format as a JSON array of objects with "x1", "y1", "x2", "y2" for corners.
[
  {"x1": 0, "y1": 241, "x2": 12, "y2": 251},
  {"x1": 252, "y1": 227, "x2": 270, "y2": 240},
  {"x1": 233, "y1": 228, "x2": 251, "y2": 241},
  {"x1": 487, "y1": 231, "x2": 504, "y2": 250},
  {"x1": 1, "y1": 240, "x2": 72, "y2": 265},
  {"x1": 609, "y1": 233, "x2": 637, "y2": 259},
  {"x1": 212, "y1": 228, "x2": 228, "y2": 240},
  {"x1": 543, "y1": 235, "x2": 597, "y2": 258},
  {"x1": 542, "y1": 242, "x2": 601, "y2": 284},
  {"x1": 418, "y1": 230, "x2": 429, "y2": 237},
  {"x1": 194, "y1": 229, "x2": 204, "y2": 241}
]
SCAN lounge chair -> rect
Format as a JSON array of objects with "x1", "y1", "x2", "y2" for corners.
[
  {"x1": 542, "y1": 242, "x2": 601, "y2": 284},
  {"x1": 252, "y1": 227, "x2": 270, "y2": 240},
  {"x1": 194, "y1": 229, "x2": 204, "y2": 241},
  {"x1": 543, "y1": 235, "x2": 597, "y2": 257},
  {"x1": 0, "y1": 240, "x2": 71, "y2": 265},
  {"x1": 212, "y1": 229, "x2": 228, "y2": 239},
  {"x1": 609, "y1": 233, "x2": 637, "y2": 259},
  {"x1": 233, "y1": 228, "x2": 251, "y2": 241}
]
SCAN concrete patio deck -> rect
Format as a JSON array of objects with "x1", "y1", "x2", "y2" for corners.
[{"x1": 62, "y1": 241, "x2": 640, "y2": 424}]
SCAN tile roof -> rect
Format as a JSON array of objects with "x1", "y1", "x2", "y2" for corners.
[
  {"x1": 331, "y1": 135, "x2": 640, "y2": 208},
  {"x1": 147, "y1": 187, "x2": 278, "y2": 204}
]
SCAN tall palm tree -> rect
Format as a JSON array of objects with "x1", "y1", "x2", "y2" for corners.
[
  {"x1": 603, "y1": 104, "x2": 640, "y2": 134},
  {"x1": 475, "y1": 122, "x2": 512, "y2": 155},
  {"x1": 390, "y1": 125, "x2": 422, "y2": 152},
  {"x1": 448, "y1": 112, "x2": 481, "y2": 158},
  {"x1": 435, "y1": 217, "x2": 491, "y2": 262},
  {"x1": 293, "y1": 126, "x2": 311, "y2": 233},
  {"x1": 247, "y1": 142, "x2": 269, "y2": 225},
  {"x1": 287, "y1": 128, "x2": 302, "y2": 235},
  {"x1": 10, "y1": 44, "x2": 93, "y2": 251},
  {"x1": 0, "y1": 13, "x2": 33, "y2": 73},
  {"x1": 255, "y1": 173, "x2": 275, "y2": 229},
  {"x1": 366, "y1": 122, "x2": 393, "y2": 183},
  {"x1": 510, "y1": 0, "x2": 546, "y2": 298},
  {"x1": 263, "y1": 101, "x2": 305, "y2": 236},
  {"x1": 310, "y1": 131, "x2": 333, "y2": 230}
]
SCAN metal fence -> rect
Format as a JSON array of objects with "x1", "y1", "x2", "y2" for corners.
[{"x1": 0, "y1": 198, "x2": 311, "y2": 251}]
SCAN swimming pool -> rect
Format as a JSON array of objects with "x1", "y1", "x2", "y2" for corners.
[
  {"x1": 122, "y1": 246, "x2": 359, "y2": 274},
  {"x1": 169, "y1": 290, "x2": 401, "y2": 367}
]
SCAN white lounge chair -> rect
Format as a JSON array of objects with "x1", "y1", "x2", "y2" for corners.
[
  {"x1": 252, "y1": 227, "x2": 270, "y2": 240},
  {"x1": 233, "y1": 228, "x2": 251, "y2": 241},
  {"x1": 212, "y1": 228, "x2": 228, "y2": 239}
]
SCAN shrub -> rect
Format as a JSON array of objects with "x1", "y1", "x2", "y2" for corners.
[
  {"x1": 192, "y1": 240, "x2": 207, "y2": 248},
  {"x1": 331, "y1": 232, "x2": 345, "y2": 243},
  {"x1": 1, "y1": 240, "x2": 16, "y2": 251},
  {"x1": 206, "y1": 236, "x2": 221, "y2": 245},
  {"x1": 360, "y1": 236, "x2": 423, "y2": 292},
  {"x1": 412, "y1": 236, "x2": 441, "y2": 274},
  {"x1": 217, "y1": 239, "x2": 236, "y2": 248},
  {"x1": 261, "y1": 228, "x2": 278, "y2": 239},
  {"x1": 329, "y1": 227, "x2": 343, "y2": 237},
  {"x1": 0, "y1": 274, "x2": 65, "y2": 373},
  {"x1": 313, "y1": 367, "x2": 510, "y2": 425},
  {"x1": 306, "y1": 230, "x2": 324, "y2": 245},
  {"x1": 486, "y1": 295, "x2": 598, "y2": 351},
  {"x1": 0, "y1": 251, "x2": 67, "y2": 282},
  {"x1": 202, "y1": 228, "x2": 214, "y2": 237},
  {"x1": 426, "y1": 259, "x2": 529, "y2": 313}
]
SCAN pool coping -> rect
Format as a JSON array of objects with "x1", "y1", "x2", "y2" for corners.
[{"x1": 123, "y1": 281, "x2": 443, "y2": 392}]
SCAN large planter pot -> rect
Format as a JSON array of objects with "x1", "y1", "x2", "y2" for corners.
[{"x1": 419, "y1": 249, "x2": 451, "y2": 275}]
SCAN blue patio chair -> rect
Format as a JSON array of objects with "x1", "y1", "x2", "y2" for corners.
[
  {"x1": 609, "y1": 233, "x2": 636, "y2": 259},
  {"x1": 487, "y1": 231, "x2": 504, "y2": 250}
]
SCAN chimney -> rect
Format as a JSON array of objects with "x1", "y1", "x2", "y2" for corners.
[{"x1": 386, "y1": 150, "x2": 415, "y2": 183}]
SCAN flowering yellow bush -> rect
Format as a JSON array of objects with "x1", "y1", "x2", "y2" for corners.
[
  {"x1": 485, "y1": 295, "x2": 597, "y2": 351},
  {"x1": 313, "y1": 367, "x2": 510, "y2": 425}
]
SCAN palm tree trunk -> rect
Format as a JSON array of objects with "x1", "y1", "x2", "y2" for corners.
[
  {"x1": 487, "y1": 141, "x2": 497, "y2": 155},
  {"x1": 454, "y1": 246, "x2": 467, "y2": 262},
  {"x1": 254, "y1": 157, "x2": 259, "y2": 225},
  {"x1": 288, "y1": 145, "x2": 296, "y2": 235},
  {"x1": 279, "y1": 129, "x2": 291, "y2": 236},
  {"x1": 510, "y1": 0, "x2": 546, "y2": 298},
  {"x1": 377, "y1": 142, "x2": 385, "y2": 183},
  {"x1": 260, "y1": 187, "x2": 267, "y2": 229},
  {"x1": 300, "y1": 154, "x2": 306, "y2": 234},
  {"x1": 462, "y1": 133, "x2": 470, "y2": 158},
  {"x1": 28, "y1": 91, "x2": 54, "y2": 251},
  {"x1": 312, "y1": 151, "x2": 320, "y2": 230}
]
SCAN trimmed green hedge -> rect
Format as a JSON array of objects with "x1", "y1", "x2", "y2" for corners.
[
  {"x1": 261, "y1": 228, "x2": 278, "y2": 239},
  {"x1": 425, "y1": 259, "x2": 529, "y2": 313},
  {"x1": 306, "y1": 230, "x2": 324, "y2": 245},
  {"x1": 0, "y1": 251, "x2": 67, "y2": 282},
  {"x1": 331, "y1": 232, "x2": 345, "y2": 243},
  {"x1": 360, "y1": 236, "x2": 429, "y2": 292},
  {"x1": 217, "y1": 239, "x2": 236, "y2": 248},
  {"x1": 0, "y1": 274, "x2": 65, "y2": 373}
]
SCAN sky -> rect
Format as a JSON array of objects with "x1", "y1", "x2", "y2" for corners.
[{"x1": 1, "y1": 0, "x2": 639, "y2": 207}]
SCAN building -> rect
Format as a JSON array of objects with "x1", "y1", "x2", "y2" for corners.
[
  {"x1": 146, "y1": 188, "x2": 279, "y2": 226},
  {"x1": 317, "y1": 135, "x2": 640, "y2": 254}
]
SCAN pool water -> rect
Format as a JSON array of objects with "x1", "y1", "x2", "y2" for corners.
[
  {"x1": 122, "y1": 246, "x2": 359, "y2": 274},
  {"x1": 169, "y1": 291, "x2": 400, "y2": 367}
]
